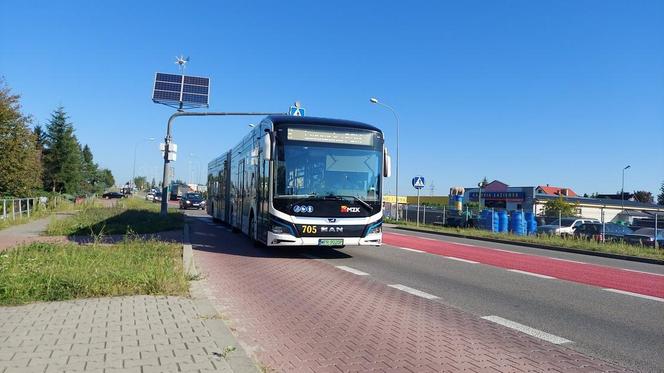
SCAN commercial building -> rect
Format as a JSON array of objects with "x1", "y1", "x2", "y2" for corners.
[{"x1": 464, "y1": 180, "x2": 661, "y2": 223}]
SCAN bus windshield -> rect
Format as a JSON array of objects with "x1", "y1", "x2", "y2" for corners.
[{"x1": 274, "y1": 144, "x2": 381, "y2": 201}]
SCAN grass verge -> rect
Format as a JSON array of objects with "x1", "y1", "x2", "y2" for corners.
[
  {"x1": 46, "y1": 197, "x2": 183, "y2": 236},
  {"x1": 0, "y1": 239, "x2": 188, "y2": 305},
  {"x1": 388, "y1": 220, "x2": 664, "y2": 261}
]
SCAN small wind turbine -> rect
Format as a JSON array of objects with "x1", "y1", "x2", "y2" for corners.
[{"x1": 175, "y1": 55, "x2": 190, "y2": 73}]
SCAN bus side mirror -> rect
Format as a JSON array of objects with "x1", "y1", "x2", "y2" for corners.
[
  {"x1": 383, "y1": 148, "x2": 391, "y2": 178},
  {"x1": 263, "y1": 133, "x2": 272, "y2": 161}
]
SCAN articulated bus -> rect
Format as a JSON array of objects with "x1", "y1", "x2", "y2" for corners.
[{"x1": 207, "y1": 115, "x2": 391, "y2": 247}]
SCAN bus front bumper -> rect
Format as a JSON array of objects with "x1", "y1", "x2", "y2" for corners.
[{"x1": 267, "y1": 231, "x2": 382, "y2": 247}]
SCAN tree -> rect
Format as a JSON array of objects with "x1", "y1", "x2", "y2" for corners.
[
  {"x1": 97, "y1": 169, "x2": 115, "y2": 190},
  {"x1": 133, "y1": 176, "x2": 147, "y2": 191},
  {"x1": 0, "y1": 80, "x2": 43, "y2": 196},
  {"x1": 633, "y1": 190, "x2": 654, "y2": 204},
  {"x1": 43, "y1": 107, "x2": 83, "y2": 194},
  {"x1": 658, "y1": 181, "x2": 664, "y2": 206},
  {"x1": 542, "y1": 197, "x2": 578, "y2": 217}
]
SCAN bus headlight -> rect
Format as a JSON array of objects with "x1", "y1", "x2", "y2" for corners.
[{"x1": 271, "y1": 225, "x2": 286, "y2": 234}]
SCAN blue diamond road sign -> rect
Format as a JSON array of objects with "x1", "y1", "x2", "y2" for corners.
[{"x1": 412, "y1": 176, "x2": 425, "y2": 189}]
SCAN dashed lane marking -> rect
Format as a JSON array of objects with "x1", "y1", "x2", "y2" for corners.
[
  {"x1": 396, "y1": 247, "x2": 425, "y2": 253},
  {"x1": 335, "y1": 266, "x2": 369, "y2": 276},
  {"x1": 620, "y1": 268, "x2": 664, "y2": 277},
  {"x1": 388, "y1": 284, "x2": 439, "y2": 300},
  {"x1": 443, "y1": 256, "x2": 479, "y2": 264},
  {"x1": 491, "y1": 248, "x2": 522, "y2": 254},
  {"x1": 548, "y1": 257, "x2": 586, "y2": 264},
  {"x1": 481, "y1": 316, "x2": 572, "y2": 345},
  {"x1": 507, "y1": 269, "x2": 556, "y2": 279},
  {"x1": 603, "y1": 288, "x2": 664, "y2": 303}
]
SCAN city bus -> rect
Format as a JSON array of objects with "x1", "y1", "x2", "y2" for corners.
[{"x1": 207, "y1": 115, "x2": 391, "y2": 247}]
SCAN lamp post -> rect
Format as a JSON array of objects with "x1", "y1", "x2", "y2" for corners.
[
  {"x1": 132, "y1": 137, "x2": 155, "y2": 192},
  {"x1": 621, "y1": 165, "x2": 630, "y2": 211},
  {"x1": 370, "y1": 97, "x2": 400, "y2": 220},
  {"x1": 189, "y1": 153, "x2": 202, "y2": 186}
]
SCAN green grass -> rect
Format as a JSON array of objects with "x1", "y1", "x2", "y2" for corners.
[
  {"x1": 0, "y1": 239, "x2": 189, "y2": 305},
  {"x1": 389, "y1": 220, "x2": 664, "y2": 261},
  {"x1": 46, "y1": 197, "x2": 184, "y2": 236}
]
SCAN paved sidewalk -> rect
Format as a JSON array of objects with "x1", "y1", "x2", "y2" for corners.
[
  {"x1": 0, "y1": 214, "x2": 71, "y2": 251},
  {"x1": 0, "y1": 296, "x2": 244, "y2": 373}
]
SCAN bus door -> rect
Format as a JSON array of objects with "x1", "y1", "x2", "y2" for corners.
[{"x1": 237, "y1": 159, "x2": 245, "y2": 229}]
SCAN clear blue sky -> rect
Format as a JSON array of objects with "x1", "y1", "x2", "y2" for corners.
[{"x1": 2, "y1": 1, "x2": 663, "y2": 196}]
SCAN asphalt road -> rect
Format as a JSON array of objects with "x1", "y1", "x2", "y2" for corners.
[
  {"x1": 319, "y1": 226, "x2": 664, "y2": 372},
  {"x1": 187, "y1": 210, "x2": 664, "y2": 372}
]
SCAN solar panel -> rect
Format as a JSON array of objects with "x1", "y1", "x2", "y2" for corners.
[{"x1": 152, "y1": 72, "x2": 210, "y2": 107}]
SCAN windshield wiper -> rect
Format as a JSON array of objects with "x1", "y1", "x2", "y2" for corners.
[
  {"x1": 280, "y1": 194, "x2": 321, "y2": 208},
  {"x1": 328, "y1": 194, "x2": 374, "y2": 211}
]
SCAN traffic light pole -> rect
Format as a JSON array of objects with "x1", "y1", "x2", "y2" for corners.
[{"x1": 160, "y1": 111, "x2": 283, "y2": 216}]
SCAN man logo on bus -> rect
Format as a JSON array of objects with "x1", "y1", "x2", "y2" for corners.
[{"x1": 341, "y1": 205, "x2": 361, "y2": 213}]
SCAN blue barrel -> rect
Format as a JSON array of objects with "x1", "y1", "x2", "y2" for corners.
[
  {"x1": 525, "y1": 212, "x2": 537, "y2": 235},
  {"x1": 510, "y1": 211, "x2": 526, "y2": 236},
  {"x1": 498, "y1": 210, "x2": 508, "y2": 233},
  {"x1": 480, "y1": 209, "x2": 500, "y2": 232}
]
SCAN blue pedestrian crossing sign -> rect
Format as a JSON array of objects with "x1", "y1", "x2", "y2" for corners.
[
  {"x1": 412, "y1": 176, "x2": 425, "y2": 189},
  {"x1": 289, "y1": 106, "x2": 306, "y2": 116}
]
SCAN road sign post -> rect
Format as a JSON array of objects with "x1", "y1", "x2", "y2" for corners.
[{"x1": 412, "y1": 176, "x2": 425, "y2": 227}]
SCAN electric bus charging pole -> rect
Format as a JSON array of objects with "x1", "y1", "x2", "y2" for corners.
[{"x1": 160, "y1": 111, "x2": 283, "y2": 216}]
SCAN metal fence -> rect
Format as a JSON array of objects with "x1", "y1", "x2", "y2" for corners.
[
  {"x1": 0, "y1": 197, "x2": 48, "y2": 221},
  {"x1": 384, "y1": 203, "x2": 479, "y2": 227}
]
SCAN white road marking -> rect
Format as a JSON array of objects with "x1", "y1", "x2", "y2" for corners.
[
  {"x1": 603, "y1": 289, "x2": 664, "y2": 303},
  {"x1": 396, "y1": 247, "x2": 425, "y2": 253},
  {"x1": 453, "y1": 242, "x2": 479, "y2": 248},
  {"x1": 388, "y1": 284, "x2": 439, "y2": 300},
  {"x1": 443, "y1": 256, "x2": 479, "y2": 264},
  {"x1": 301, "y1": 254, "x2": 320, "y2": 260},
  {"x1": 507, "y1": 269, "x2": 556, "y2": 279},
  {"x1": 386, "y1": 232, "x2": 409, "y2": 237},
  {"x1": 335, "y1": 266, "x2": 369, "y2": 276},
  {"x1": 481, "y1": 316, "x2": 572, "y2": 345},
  {"x1": 549, "y1": 257, "x2": 586, "y2": 264},
  {"x1": 621, "y1": 268, "x2": 664, "y2": 277},
  {"x1": 492, "y1": 248, "x2": 521, "y2": 254}
]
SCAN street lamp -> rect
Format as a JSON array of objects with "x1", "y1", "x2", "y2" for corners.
[
  {"x1": 621, "y1": 165, "x2": 631, "y2": 211},
  {"x1": 189, "y1": 153, "x2": 202, "y2": 186},
  {"x1": 370, "y1": 97, "x2": 400, "y2": 220},
  {"x1": 132, "y1": 137, "x2": 155, "y2": 192}
]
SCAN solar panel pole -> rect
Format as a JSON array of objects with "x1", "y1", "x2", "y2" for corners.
[{"x1": 159, "y1": 111, "x2": 285, "y2": 216}]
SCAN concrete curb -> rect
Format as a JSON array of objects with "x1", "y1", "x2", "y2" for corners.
[
  {"x1": 393, "y1": 226, "x2": 664, "y2": 266},
  {"x1": 184, "y1": 222, "x2": 259, "y2": 373},
  {"x1": 182, "y1": 223, "x2": 198, "y2": 277}
]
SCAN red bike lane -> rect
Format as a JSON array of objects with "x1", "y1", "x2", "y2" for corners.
[
  {"x1": 190, "y1": 217, "x2": 630, "y2": 372},
  {"x1": 383, "y1": 232, "x2": 664, "y2": 299}
]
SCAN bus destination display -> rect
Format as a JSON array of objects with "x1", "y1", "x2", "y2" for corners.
[{"x1": 287, "y1": 128, "x2": 374, "y2": 146}]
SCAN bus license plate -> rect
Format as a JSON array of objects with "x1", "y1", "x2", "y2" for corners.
[{"x1": 318, "y1": 239, "x2": 343, "y2": 246}]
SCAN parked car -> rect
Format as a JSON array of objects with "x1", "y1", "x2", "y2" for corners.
[
  {"x1": 179, "y1": 192, "x2": 206, "y2": 210},
  {"x1": 145, "y1": 192, "x2": 155, "y2": 201},
  {"x1": 152, "y1": 192, "x2": 162, "y2": 203},
  {"x1": 574, "y1": 222, "x2": 633, "y2": 242},
  {"x1": 101, "y1": 191, "x2": 124, "y2": 199},
  {"x1": 624, "y1": 228, "x2": 664, "y2": 247},
  {"x1": 537, "y1": 218, "x2": 600, "y2": 236}
]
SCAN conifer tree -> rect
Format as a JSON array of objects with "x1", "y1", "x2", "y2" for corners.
[
  {"x1": 43, "y1": 107, "x2": 83, "y2": 194},
  {"x1": 0, "y1": 80, "x2": 42, "y2": 196}
]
